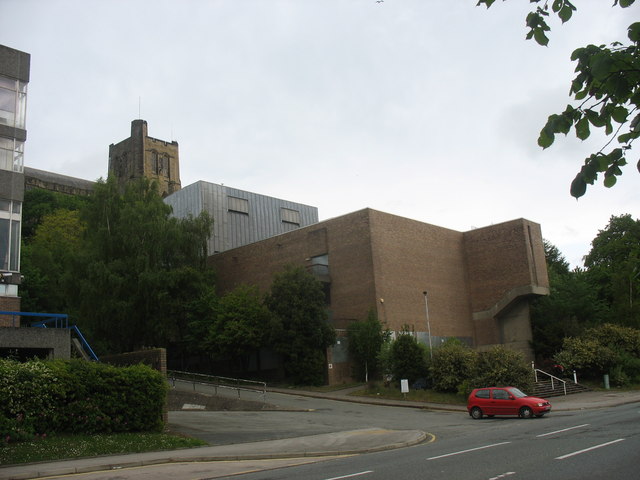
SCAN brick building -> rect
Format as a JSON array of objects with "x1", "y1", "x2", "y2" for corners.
[{"x1": 208, "y1": 208, "x2": 549, "y2": 384}]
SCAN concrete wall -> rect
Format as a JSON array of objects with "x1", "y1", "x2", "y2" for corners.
[{"x1": 0, "y1": 328, "x2": 70, "y2": 359}]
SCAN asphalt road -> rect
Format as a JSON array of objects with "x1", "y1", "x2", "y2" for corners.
[
  {"x1": 25, "y1": 386, "x2": 638, "y2": 480},
  {"x1": 218, "y1": 402, "x2": 640, "y2": 480}
]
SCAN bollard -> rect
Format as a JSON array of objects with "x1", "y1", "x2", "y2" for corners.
[{"x1": 604, "y1": 374, "x2": 610, "y2": 390}]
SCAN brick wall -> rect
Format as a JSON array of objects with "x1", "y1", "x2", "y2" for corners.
[
  {"x1": 368, "y1": 210, "x2": 473, "y2": 341},
  {"x1": 208, "y1": 210, "x2": 548, "y2": 383},
  {"x1": 101, "y1": 348, "x2": 167, "y2": 376},
  {"x1": 0, "y1": 296, "x2": 20, "y2": 327}
]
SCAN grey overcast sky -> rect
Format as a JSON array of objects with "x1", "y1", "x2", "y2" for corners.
[{"x1": 2, "y1": 0, "x2": 638, "y2": 267}]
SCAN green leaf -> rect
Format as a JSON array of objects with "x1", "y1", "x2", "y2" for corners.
[
  {"x1": 477, "y1": 0, "x2": 497, "y2": 8},
  {"x1": 570, "y1": 175, "x2": 587, "y2": 198},
  {"x1": 619, "y1": 0, "x2": 636, "y2": 8},
  {"x1": 596, "y1": 155, "x2": 609, "y2": 172},
  {"x1": 611, "y1": 106, "x2": 629, "y2": 124},
  {"x1": 610, "y1": 148, "x2": 624, "y2": 161},
  {"x1": 628, "y1": 22, "x2": 640, "y2": 42},
  {"x1": 575, "y1": 117, "x2": 591, "y2": 140},
  {"x1": 586, "y1": 109, "x2": 606, "y2": 128},
  {"x1": 538, "y1": 127, "x2": 555, "y2": 148},
  {"x1": 558, "y1": 4, "x2": 575, "y2": 23},
  {"x1": 604, "y1": 175, "x2": 617, "y2": 188},
  {"x1": 590, "y1": 53, "x2": 614, "y2": 80},
  {"x1": 533, "y1": 27, "x2": 550, "y2": 46}
]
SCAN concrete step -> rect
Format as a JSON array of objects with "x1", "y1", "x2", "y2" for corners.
[{"x1": 531, "y1": 379, "x2": 590, "y2": 398}]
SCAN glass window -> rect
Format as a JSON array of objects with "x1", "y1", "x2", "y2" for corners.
[
  {"x1": 13, "y1": 141, "x2": 23, "y2": 172},
  {"x1": 492, "y1": 389, "x2": 510, "y2": 400},
  {"x1": 0, "y1": 138, "x2": 24, "y2": 172},
  {"x1": 475, "y1": 389, "x2": 490, "y2": 399},
  {"x1": 0, "y1": 218, "x2": 9, "y2": 270},
  {"x1": 0, "y1": 200, "x2": 22, "y2": 272},
  {"x1": 0, "y1": 76, "x2": 27, "y2": 129},
  {"x1": 10, "y1": 219, "x2": 19, "y2": 271}
]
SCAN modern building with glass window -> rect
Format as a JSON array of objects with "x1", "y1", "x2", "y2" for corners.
[{"x1": 0, "y1": 45, "x2": 28, "y2": 316}]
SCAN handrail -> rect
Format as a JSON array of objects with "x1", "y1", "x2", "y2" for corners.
[
  {"x1": 168, "y1": 370, "x2": 267, "y2": 403},
  {"x1": 533, "y1": 368, "x2": 567, "y2": 396},
  {"x1": 70, "y1": 325, "x2": 100, "y2": 362},
  {"x1": 0, "y1": 310, "x2": 99, "y2": 361}
]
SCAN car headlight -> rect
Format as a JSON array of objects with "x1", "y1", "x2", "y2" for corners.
[{"x1": 536, "y1": 403, "x2": 544, "y2": 407}]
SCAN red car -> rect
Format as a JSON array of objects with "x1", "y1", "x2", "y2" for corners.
[{"x1": 467, "y1": 386, "x2": 551, "y2": 419}]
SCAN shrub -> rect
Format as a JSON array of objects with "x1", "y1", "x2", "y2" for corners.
[
  {"x1": 389, "y1": 333, "x2": 429, "y2": 385},
  {"x1": 554, "y1": 337, "x2": 617, "y2": 377},
  {"x1": 0, "y1": 358, "x2": 167, "y2": 442},
  {"x1": 430, "y1": 339, "x2": 477, "y2": 393},
  {"x1": 471, "y1": 346, "x2": 533, "y2": 392}
]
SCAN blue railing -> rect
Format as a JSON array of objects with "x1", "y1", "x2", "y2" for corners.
[{"x1": 0, "y1": 310, "x2": 99, "y2": 361}]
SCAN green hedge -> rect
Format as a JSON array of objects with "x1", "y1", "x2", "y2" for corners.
[{"x1": 0, "y1": 359, "x2": 167, "y2": 442}]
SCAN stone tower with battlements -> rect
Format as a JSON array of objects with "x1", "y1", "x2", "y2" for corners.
[{"x1": 108, "y1": 120, "x2": 181, "y2": 197}]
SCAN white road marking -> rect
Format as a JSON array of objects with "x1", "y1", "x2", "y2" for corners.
[
  {"x1": 427, "y1": 442, "x2": 511, "y2": 460},
  {"x1": 537, "y1": 424, "x2": 590, "y2": 437},
  {"x1": 489, "y1": 473, "x2": 516, "y2": 480},
  {"x1": 325, "y1": 471, "x2": 374, "y2": 480},
  {"x1": 556, "y1": 438, "x2": 625, "y2": 460}
]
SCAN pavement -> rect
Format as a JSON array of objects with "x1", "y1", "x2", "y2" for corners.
[{"x1": 2, "y1": 386, "x2": 640, "y2": 480}]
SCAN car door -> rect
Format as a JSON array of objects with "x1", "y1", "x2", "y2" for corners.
[{"x1": 490, "y1": 389, "x2": 515, "y2": 415}]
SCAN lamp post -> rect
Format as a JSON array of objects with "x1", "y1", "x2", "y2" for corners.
[{"x1": 423, "y1": 291, "x2": 432, "y2": 358}]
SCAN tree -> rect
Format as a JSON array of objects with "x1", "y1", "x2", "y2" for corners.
[
  {"x1": 389, "y1": 329, "x2": 429, "y2": 385},
  {"x1": 70, "y1": 177, "x2": 215, "y2": 354},
  {"x1": 20, "y1": 209, "x2": 84, "y2": 313},
  {"x1": 204, "y1": 285, "x2": 275, "y2": 372},
  {"x1": 530, "y1": 240, "x2": 608, "y2": 360},
  {"x1": 477, "y1": 0, "x2": 639, "y2": 197},
  {"x1": 265, "y1": 265, "x2": 336, "y2": 385},
  {"x1": 22, "y1": 188, "x2": 89, "y2": 241},
  {"x1": 347, "y1": 309, "x2": 390, "y2": 382},
  {"x1": 584, "y1": 214, "x2": 640, "y2": 327}
]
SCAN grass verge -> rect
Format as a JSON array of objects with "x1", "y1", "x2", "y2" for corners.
[
  {"x1": 352, "y1": 383, "x2": 467, "y2": 405},
  {"x1": 0, "y1": 432, "x2": 207, "y2": 466}
]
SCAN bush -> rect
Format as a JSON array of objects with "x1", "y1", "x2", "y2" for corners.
[
  {"x1": 430, "y1": 339, "x2": 477, "y2": 393},
  {"x1": 0, "y1": 359, "x2": 167, "y2": 442},
  {"x1": 389, "y1": 333, "x2": 429, "y2": 385},
  {"x1": 554, "y1": 324, "x2": 640, "y2": 385},
  {"x1": 471, "y1": 346, "x2": 533, "y2": 392},
  {"x1": 554, "y1": 337, "x2": 617, "y2": 376}
]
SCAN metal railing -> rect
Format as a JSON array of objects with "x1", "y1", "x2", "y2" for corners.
[
  {"x1": 533, "y1": 368, "x2": 568, "y2": 396},
  {"x1": 0, "y1": 310, "x2": 99, "y2": 361},
  {"x1": 168, "y1": 370, "x2": 267, "y2": 403}
]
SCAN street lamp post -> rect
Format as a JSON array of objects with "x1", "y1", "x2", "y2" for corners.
[{"x1": 423, "y1": 291, "x2": 432, "y2": 358}]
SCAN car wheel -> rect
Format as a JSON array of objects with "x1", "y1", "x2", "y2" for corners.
[
  {"x1": 470, "y1": 407, "x2": 483, "y2": 419},
  {"x1": 519, "y1": 406, "x2": 533, "y2": 419}
]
